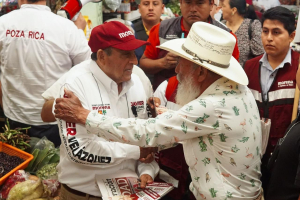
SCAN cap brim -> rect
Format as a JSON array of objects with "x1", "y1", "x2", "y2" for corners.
[
  {"x1": 113, "y1": 38, "x2": 150, "y2": 51},
  {"x1": 157, "y1": 39, "x2": 249, "y2": 86}
]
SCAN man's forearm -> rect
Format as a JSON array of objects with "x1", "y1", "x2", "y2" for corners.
[
  {"x1": 139, "y1": 56, "x2": 165, "y2": 74},
  {"x1": 41, "y1": 99, "x2": 56, "y2": 122}
]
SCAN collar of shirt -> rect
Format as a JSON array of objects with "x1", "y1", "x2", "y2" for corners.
[
  {"x1": 143, "y1": 23, "x2": 150, "y2": 36},
  {"x1": 89, "y1": 60, "x2": 134, "y2": 96},
  {"x1": 180, "y1": 17, "x2": 212, "y2": 38},
  {"x1": 20, "y1": 4, "x2": 51, "y2": 11},
  {"x1": 259, "y1": 48, "x2": 292, "y2": 73}
]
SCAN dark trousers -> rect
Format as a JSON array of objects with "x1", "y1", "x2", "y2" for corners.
[{"x1": 8, "y1": 118, "x2": 61, "y2": 147}]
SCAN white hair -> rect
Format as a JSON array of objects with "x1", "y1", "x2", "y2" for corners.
[{"x1": 175, "y1": 74, "x2": 201, "y2": 106}]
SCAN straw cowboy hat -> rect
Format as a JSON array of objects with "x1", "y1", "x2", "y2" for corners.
[{"x1": 157, "y1": 22, "x2": 249, "y2": 86}]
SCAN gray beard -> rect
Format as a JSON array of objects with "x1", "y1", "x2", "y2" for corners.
[{"x1": 175, "y1": 75, "x2": 201, "y2": 106}]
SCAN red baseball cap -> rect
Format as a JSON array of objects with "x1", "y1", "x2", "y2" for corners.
[{"x1": 88, "y1": 21, "x2": 149, "y2": 52}]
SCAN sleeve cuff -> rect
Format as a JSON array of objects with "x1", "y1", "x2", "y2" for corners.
[
  {"x1": 139, "y1": 165, "x2": 155, "y2": 179},
  {"x1": 124, "y1": 144, "x2": 140, "y2": 160}
]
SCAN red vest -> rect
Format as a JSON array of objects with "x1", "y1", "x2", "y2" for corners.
[{"x1": 244, "y1": 50, "x2": 299, "y2": 157}]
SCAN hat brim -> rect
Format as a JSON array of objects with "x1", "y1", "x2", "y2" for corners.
[
  {"x1": 157, "y1": 39, "x2": 249, "y2": 86},
  {"x1": 113, "y1": 38, "x2": 150, "y2": 51}
]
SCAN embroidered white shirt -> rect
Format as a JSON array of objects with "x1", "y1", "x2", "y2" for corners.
[{"x1": 85, "y1": 77, "x2": 263, "y2": 199}]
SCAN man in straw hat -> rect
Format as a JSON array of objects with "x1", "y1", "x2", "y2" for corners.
[{"x1": 55, "y1": 22, "x2": 263, "y2": 199}]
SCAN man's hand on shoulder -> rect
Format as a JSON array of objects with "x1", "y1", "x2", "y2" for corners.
[
  {"x1": 139, "y1": 174, "x2": 154, "y2": 189},
  {"x1": 54, "y1": 89, "x2": 90, "y2": 124}
]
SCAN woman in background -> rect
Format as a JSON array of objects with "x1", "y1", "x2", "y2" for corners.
[{"x1": 222, "y1": 0, "x2": 264, "y2": 67}]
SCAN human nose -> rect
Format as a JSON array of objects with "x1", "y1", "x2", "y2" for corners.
[
  {"x1": 267, "y1": 32, "x2": 273, "y2": 41},
  {"x1": 149, "y1": 3, "x2": 154, "y2": 9},
  {"x1": 129, "y1": 51, "x2": 138, "y2": 65}
]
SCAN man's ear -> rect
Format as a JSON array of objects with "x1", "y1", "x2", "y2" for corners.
[
  {"x1": 289, "y1": 31, "x2": 296, "y2": 43},
  {"x1": 196, "y1": 66, "x2": 208, "y2": 83},
  {"x1": 97, "y1": 49, "x2": 106, "y2": 66}
]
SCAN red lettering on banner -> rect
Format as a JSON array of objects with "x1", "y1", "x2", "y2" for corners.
[
  {"x1": 29, "y1": 31, "x2": 33, "y2": 38},
  {"x1": 35, "y1": 32, "x2": 39, "y2": 39},
  {"x1": 6, "y1": 30, "x2": 10, "y2": 36},
  {"x1": 40, "y1": 33, "x2": 44, "y2": 40},
  {"x1": 11, "y1": 30, "x2": 15, "y2": 37},
  {"x1": 66, "y1": 122, "x2": 77, "y2": 136},
  {"x1": 16, "y1": 30, "x2": 20, "y2": 37},
  {"x1": 20, "y1": 31, "x2": 25, "y2": 38}
]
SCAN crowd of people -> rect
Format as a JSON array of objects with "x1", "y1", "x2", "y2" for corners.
[{"x1": 0, "y1": 0, "x2": 300, "y2": 199}]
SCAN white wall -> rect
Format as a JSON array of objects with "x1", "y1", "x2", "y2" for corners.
[{"x1": 81, "y1": 2, "x2": 103, "y2": 26}]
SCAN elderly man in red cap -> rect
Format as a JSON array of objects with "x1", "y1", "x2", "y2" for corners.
[{"x1": 43, "y1": 21, "x2": 159, "y2": 199}]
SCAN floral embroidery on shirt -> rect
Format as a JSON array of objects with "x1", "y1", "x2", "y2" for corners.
[
  {"x1": 233, "y1": 106, "x2": 240, "y2": 116},
  {"x1": 238, "y1": 173, "x2": 246, "y2": 180},
  {"x1": 226, "y1": 191, "x2": 233, "y2": 199},
  {"x1": 194, "y1": 113, "x2": 210, "y2": 124},
  {"x1": 242, "y1": 98, "x2": 248, "y2": 113},
  {"x1": 223, "y1": 90, "x2": 237, "y2": 96},
  {"x1": 202, "y1": 157, "x2": 211, "y2": 166},
  {"x1": 199, "y1": 136, "x2": 207, "y2": 152},
  {"x1": 208, "y1": 133, "x2": 214, "y2": 145},
  {"x1": 219, "y1": 98, "x2": 226, "y2": 107},
  {"x1": 181, "y1": 121, "x2": 188, "y2": 133},
  {"x1": 231, "y1": 145, "x2": 240, "y2": 153},
  {"x1": 216, "y1": 158, "x2": 221, "y2": 164},
  {"x1": 155, "y1": 131, "x2": 161, "y2": 137},
  {"x1": 194, "y1": 176, "x2": 200, "y2": 182},
  {"x1": 209, "y1": 188, "x2": 218, "y2": 198},
  {"x1": 250, "y1": 179, "x2": 255, "y2": 187},
  {"x1": 219, "y1": 133, "x2": 228, "y2": 142},
  {"x1": 199, "y1": 99, "x2": 207, "y2": 107},
  {"x1": 134, "y1": 132, "x2": 141, "y2": 140},
  {"x1": 113, "y1": 122, "x2": 122, "y2": 129},
  {"x1": 238, "y1": 137, "x2": 249, "y2": 143},
  {"x1": 212, "y1": 120, "x2": 219, "y2": 129},
  {"x1": 186, "y1": 105, "x2": 193, "y2": 112}
]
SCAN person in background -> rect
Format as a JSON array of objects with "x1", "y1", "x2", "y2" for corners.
[
  {"x1": 133, "y1": 0, "x2": 164, "y2": 64},
  {"x1": 221, "y1": 0, "x2": 264, "y2": 67},
  {"x1": 243, "y1": 6, "x2": 298, "y2": 196},
  {"x1": 139, "y1": 0, "x2": 240, "y2": 90},
  {"x1": 0, "y1": 0, "x2": 91, "y2": 147},
  {"x1": 210, "y1": 0, "x2": 222, "y2": 20},
  {"x1": 46, "y1": 21, "x2": 159, "y2": 199},
  {"x1": 54, "y1": 22, "x2": 263, "y2": 200}
]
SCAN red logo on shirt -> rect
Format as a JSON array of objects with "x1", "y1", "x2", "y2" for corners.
[{"x1": 6, "y1": 29, "x2": 45, "y2": 40}]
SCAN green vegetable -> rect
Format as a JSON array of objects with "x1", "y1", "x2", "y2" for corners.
[
  {"x1": 25, "y1": 148, "x2": 40, "y2": 172},
  {"x1": 0, "y1": 119, "x2": 31, "y2": 151},
  {"x1": 48, "y1": 153, "x2": 60, "y2": 164},
  {"x1": 32, "y1": 148, "x2": 50, "y2": 172},
  {"x1": 36, "y1": 163, "x2": 58, "y2": 180}
]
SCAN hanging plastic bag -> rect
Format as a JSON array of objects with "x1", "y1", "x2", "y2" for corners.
[{"x1": 103, "y1": 0, "x2": 121, "y2": 12}]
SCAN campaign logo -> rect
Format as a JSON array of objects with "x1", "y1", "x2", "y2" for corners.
[
  {"x1": 92, "y1": 104, "x2": 111, "y2": 115},
  {"x1": 131, "y1": 101, "x2": 145, "y2": 117},
  {"x1": 278, "y1": 80, "x2": 293, "y2": 88}
]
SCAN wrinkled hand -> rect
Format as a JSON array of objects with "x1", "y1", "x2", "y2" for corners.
[
  {"x1": 147, "y1": 97, "x2": 161, "y2": 117},
  {"x1": 139, "y1": 174, "x2": 154, "y2": 189},
  {"x1": 161, "y1": 52, "x2": 179, "y2": 70},
  {"x1": 74, "y1": 12, "x2": 87, "y2": 30},
  {"x1": 139, "y1": 147, "x2": 158, "y2": 163},
  {"x1": 54, "y1": 89, "x2": 90, "y2": 124}
]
